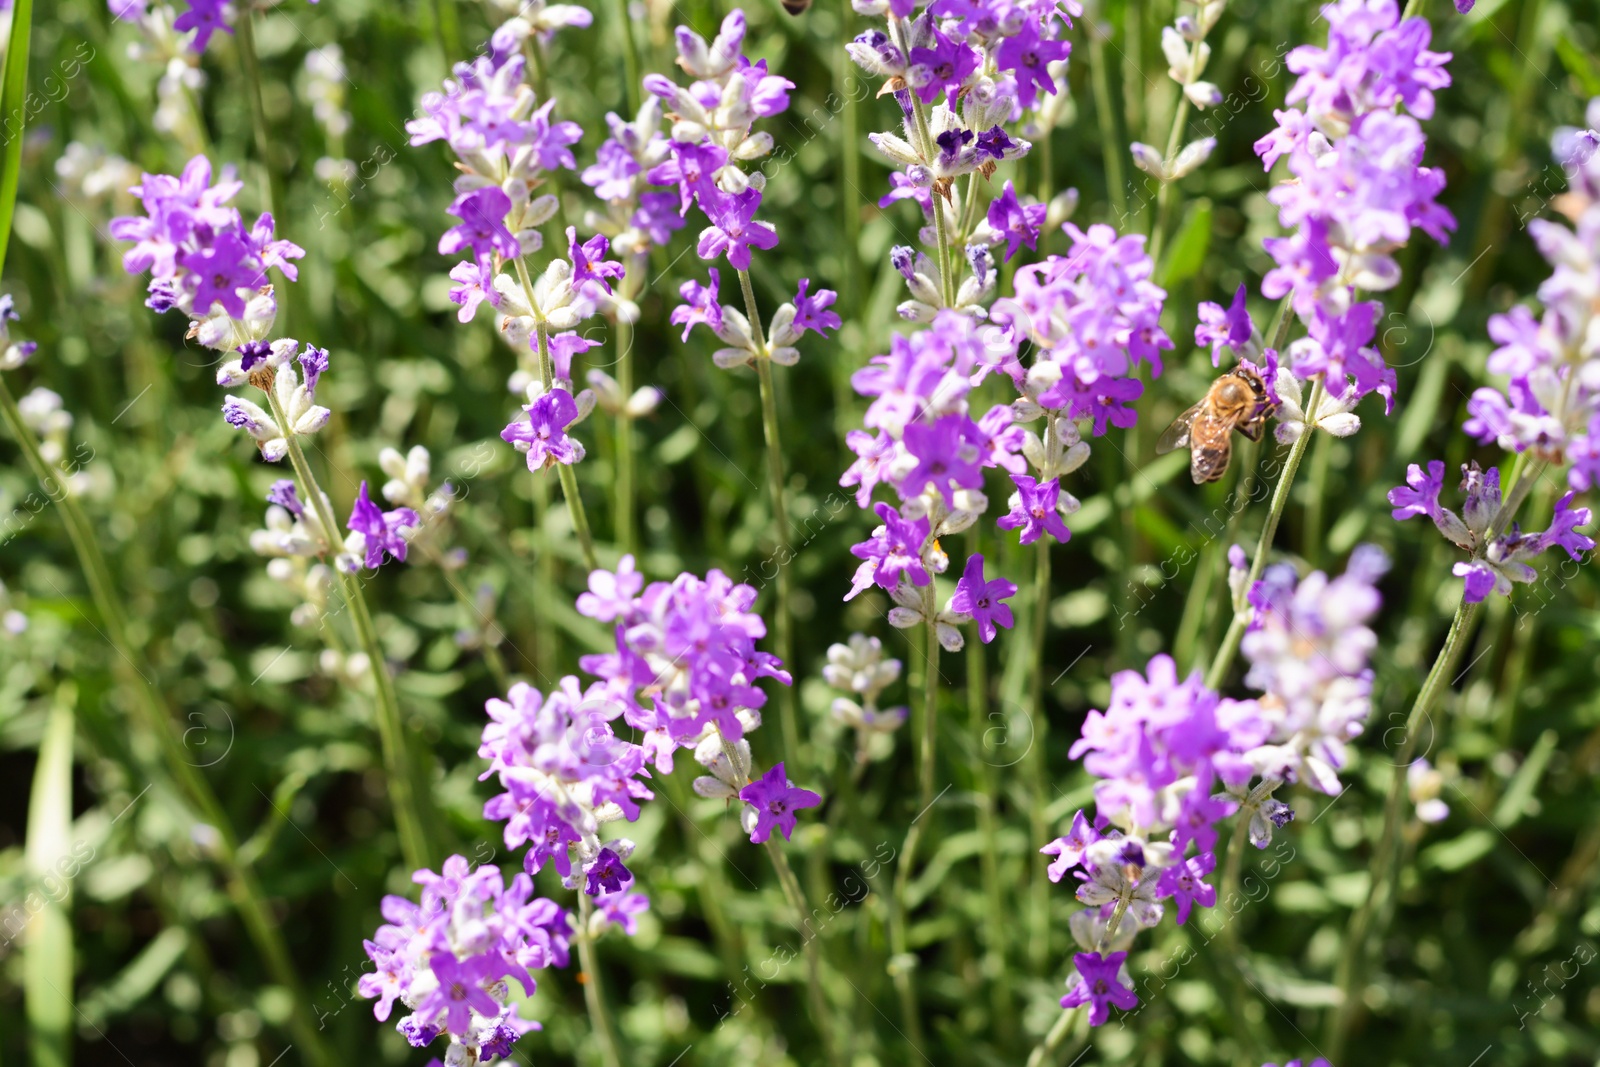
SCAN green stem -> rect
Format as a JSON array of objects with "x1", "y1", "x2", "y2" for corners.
[
  {"x1": 737, "y1": 268, "x2": 801, "y2": 766},
  {"x1": 1302, "y1": 429, "x2": 1333, "y2": 566},
  {"x1": 1087, "y1": 23, "x2": 1129, "y2": 225},
  {"x1": 891, "y1": 590, "x2": 942, "y2": 1046},
  {"x1": 966, "y1": 534, "x2": 1015, "y2": 1035},
  {"x1": 1205, "y1": 379, "x2": 1324, "y2": 690},
  {"x1": 265, "y1": 387, "x2": 435, "y2": 873},
  {"x1": 764, "y1": 837, "x2": 844, "y2": 1067},
  {"x1": 613, "y1": 0, "x2": 642, "y2": 114},
  {"x1": 527, "y1": 34, "x2": 552, "y2": 101},
  {"x1": 1025, "y1": 1007, "x2": 1084, "y2": 1067},
  {"x1": 575, "y1": 893, "x2": 625, "y2": 1067},
  {"x1": 1026, "y1": 536, "x2": 1052, "y2": 971},
  {"x1": 515, "y1": 256, "x2": 601, "y2": 572},
  {"x1": 0, "y1": 376, "x2": 334, "y2": 1067},
  {"x1": 893, "y1": 17, "x2": 957, "y2": 306},
  {"x1": 613, "y1": 264, "x2": 640, "y2": 554},
  {"x1": 1326, "y1": 598, "x2": 1477, "y2": 1056},
  {"x1": 1215, "y1": 817, "x2": 1266, "y2": 1061},
  {"x1": 1148, "y1": 1, "x2": 1212, "y2": 263},
  {"x1": 1326, "y1": 458, "x2": 1548, "y2": 1057},
  {"x1": 235, "y1": 7, "x2": 280, "y2": 221}
]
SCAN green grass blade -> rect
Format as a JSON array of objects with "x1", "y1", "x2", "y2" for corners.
[
  {"x1": 24, "y1": 683, "x2": 77, "y2": 1067},
  {"x1": 0, "y1": 0, "x2": 35, "y2": 278}
]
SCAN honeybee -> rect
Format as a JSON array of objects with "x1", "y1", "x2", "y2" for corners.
[
  {"x1": 1155, "y1": 367, "x2": 1275, "y2": 484},
  {"x1": 781, "y1": 0, "x2": 811, "y2": 12}
]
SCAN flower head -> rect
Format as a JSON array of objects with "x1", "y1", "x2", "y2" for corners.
[
  {"x1": 738, "y1": 762, "x2": 822, "y2": 843},
  {"x1": 1061, "y1": 951, "x2": 1138, "y2": 1026},
  {"x1": 502, "y1": 389, "x2": 585, "y2": 469},
  {"x1": 947, "y1": 553, "x2": 1017, "y2": 644},
  {"x1": 347, "y1": 481, "x2": 419, "y2": 569}
]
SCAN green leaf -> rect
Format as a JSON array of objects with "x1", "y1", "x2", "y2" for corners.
[
  {"x1": 1156, "y1": 198, "x2": 1213, "y2": 288},
  {"x1": 79, "y1": 927, "x2": 190, "y2": 1027},
  {"x1": 1492, "y1": 729, "x2": 1558, "y2": 829},
  {"x1": 24, "y1": 684, "x2": 75, "y2": 1067},
  {"x1": 1420, "y1": 828, "x2": 1497, "y2": 872},
  {"x1": 0, "y1": 0, "x2": 34, "y2": 278},
  {"x1": 1553, "y1": 35, "x2": 1600, "y2": 96}
]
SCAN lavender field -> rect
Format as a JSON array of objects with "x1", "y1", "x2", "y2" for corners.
[{"x1": 1, "y1": 0, "x2": 1598, "y2": 1064}]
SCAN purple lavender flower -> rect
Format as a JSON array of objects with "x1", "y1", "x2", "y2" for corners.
[
  {"x1": 576, "y1": 554, "x2": 644, "y2": 623},
  {"x1": 236, "y1": 340, "x2": 270, "y2": 372},
  {"x1": 738, "y1": 762, "x2": 822, "y2": 843},
  {"x1": 948, "y1": 553, "x2": 1017, "y2": 644},
  {"x1": 347, "y1": 481, "x2": 418, "y2": 569},
  {"x1": 1061, "y1": 951, "x2": 1138, "y2": 1025},
  {"x1": 1040, "y1": 809, "x2": 1102, "y2": 882},
  {"x1": 995, "y1": 21, "x2": 1071, "y2": 109},
  {"x1": 180, "y1": 231, "x2": 263, "y2": 319},
  {"x1": 907, "y1": 25, "x2": 980, "y2": 104},
  {"x1": 633, "y1": 192, "x2": 687, "y2": 246},
  {"x1": 584, "y1": 848, "x2": 632, "y2": 896},
  {"x1": 447, "y1": 261, "x2": 499, "y2": 322},
  {"x1": 582, "y1": 138, "x2": 642, "y2": 201},
  {"x1": 567, "y1": 227, "x2": 625, "y2": 293},
  {"x1": 439, "y1": 187, "x2": 520, "y2": 263},
  {"x1": 1389, "y1": 462, "x2": 1594, "y2": 603},
  {"x1": 671, "y1": 270, "x2": 723, "y2": 341},
  {"x1": 986, "y1": 180, "x2": 1046, "y2": 263},
  {"x1": 173, "y1": 0, "x2": 231, "y2": 52},
  {"x1": 1195, "y1": 283, "x2": 1254, "y2": 366},
  {"x1": 647, "y1": 142, "x2": 730, "y2": 216},
  {"x1": 1241, "y1": 545, "x2": 1389, "y2": 794},
  {"x1": 792, "y1": 279, "x2": 842, "y2": 337},
  {"x1": 266, "y1": 479, "x2": 304, "y2": 517},
  {"x1": 298, "y1": 344, "x2": 328, "y2": 396},
  {"x1": 593, "y1": 889, "x2": 650, "y2": 936},
  {"x1": 695, "y1": 188, "x2": 779, "y2": 270},
  {"x1": 502, "y1": 390, "x2": 585, "y2": 469},
  {"x1": 356, "y1": 856, "x2": 569, "y2": 1062},
  {"x1": 878, "y1": 171, "x2": 933, "y2": 215},
  {"x1": 997, "y1": 474, "x2": 1073, "y2": 545},
  {"x1": 1155, "y1": 851, "x2": 1217, "y2": 925},
  {"x1": 1253, "y1": 0, "x2": 1455, "y2": 402},
  {"x1": 846, "y1": 502, "x2": 933, "y2": 599},
  {"x1": 899, "y1": 416, "x2": 984, "y2": 506}
]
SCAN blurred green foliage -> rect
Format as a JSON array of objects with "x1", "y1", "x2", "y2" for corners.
[{"x1": 1, "y1": 0, "x2": 1599, "y2": 1064}]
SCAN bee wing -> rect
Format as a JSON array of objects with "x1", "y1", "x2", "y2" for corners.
[{"x1": 1155, "y1": 402, "x2": 1205, "y2": 455}]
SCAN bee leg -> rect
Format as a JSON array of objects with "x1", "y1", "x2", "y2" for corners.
[{"x1": 1237, "y1": 415, "x2": 1268, "y2": 443}]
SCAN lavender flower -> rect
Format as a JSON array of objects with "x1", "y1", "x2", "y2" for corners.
[
  {"x1": 356, "y1": 856, "x2": 570, "y2": 1063},
  {"x1": 791, "y1": 279, "x2": 842, "y2": 337},
  {"x1": 823, "y1": 635, "x2": 908, "y2": 763},
  {"x1": 1, "y1": 295, "x2": 37, "y2": 370},
  {"x1": 946, "y1": 553, "x2": 1017, "y2": 644},
  {"x1": 502, "y1": 389, "x2": 586, "y2": 469},
  {"x1": 1254, "y1": 0, "x2": 1454, "y2": 405},
  {"x1": 695, "y1": 188, "x2": 779, "y2": 270},
  {"x1": 1388, "y1": 462, "x2": 1594, "y2": 602},
  {"x1": 738, "y1": 762, "x2": 823, "y2": 843},
  {"x1": 574, "y1": 562, "x2": 791, "y2": 757},
  {"x1": 1464, "y1": 100, "x2": 1600, "y2": 491},
  {"x1": 479, "y1": 677, "x2": 651, "y2": 879},
  {"x1": 345, "y1": 482, "x2": 419, "y2": 569},
  {"x1": 110, "y1": 156, "x2": 304, "y2": 346},
  {"x1": 846, "y1": 502, "x2": 933, "y2": 599},
  {"x1": 997, "y1": 473, "x2": 1075, "y2": 545},
  {"x1": 1060, "y1": 951, "x2": 1138, "y2": 1025},
  {"x1": 1240, "y1": 545, "x2": 1390, "y2": 795},
  {"x1": 986, "y1": 180, "x2": 1046, "y2": 262},
  {"x1": 670, "y1": 270, "x2": 724, "y2": 341}
]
